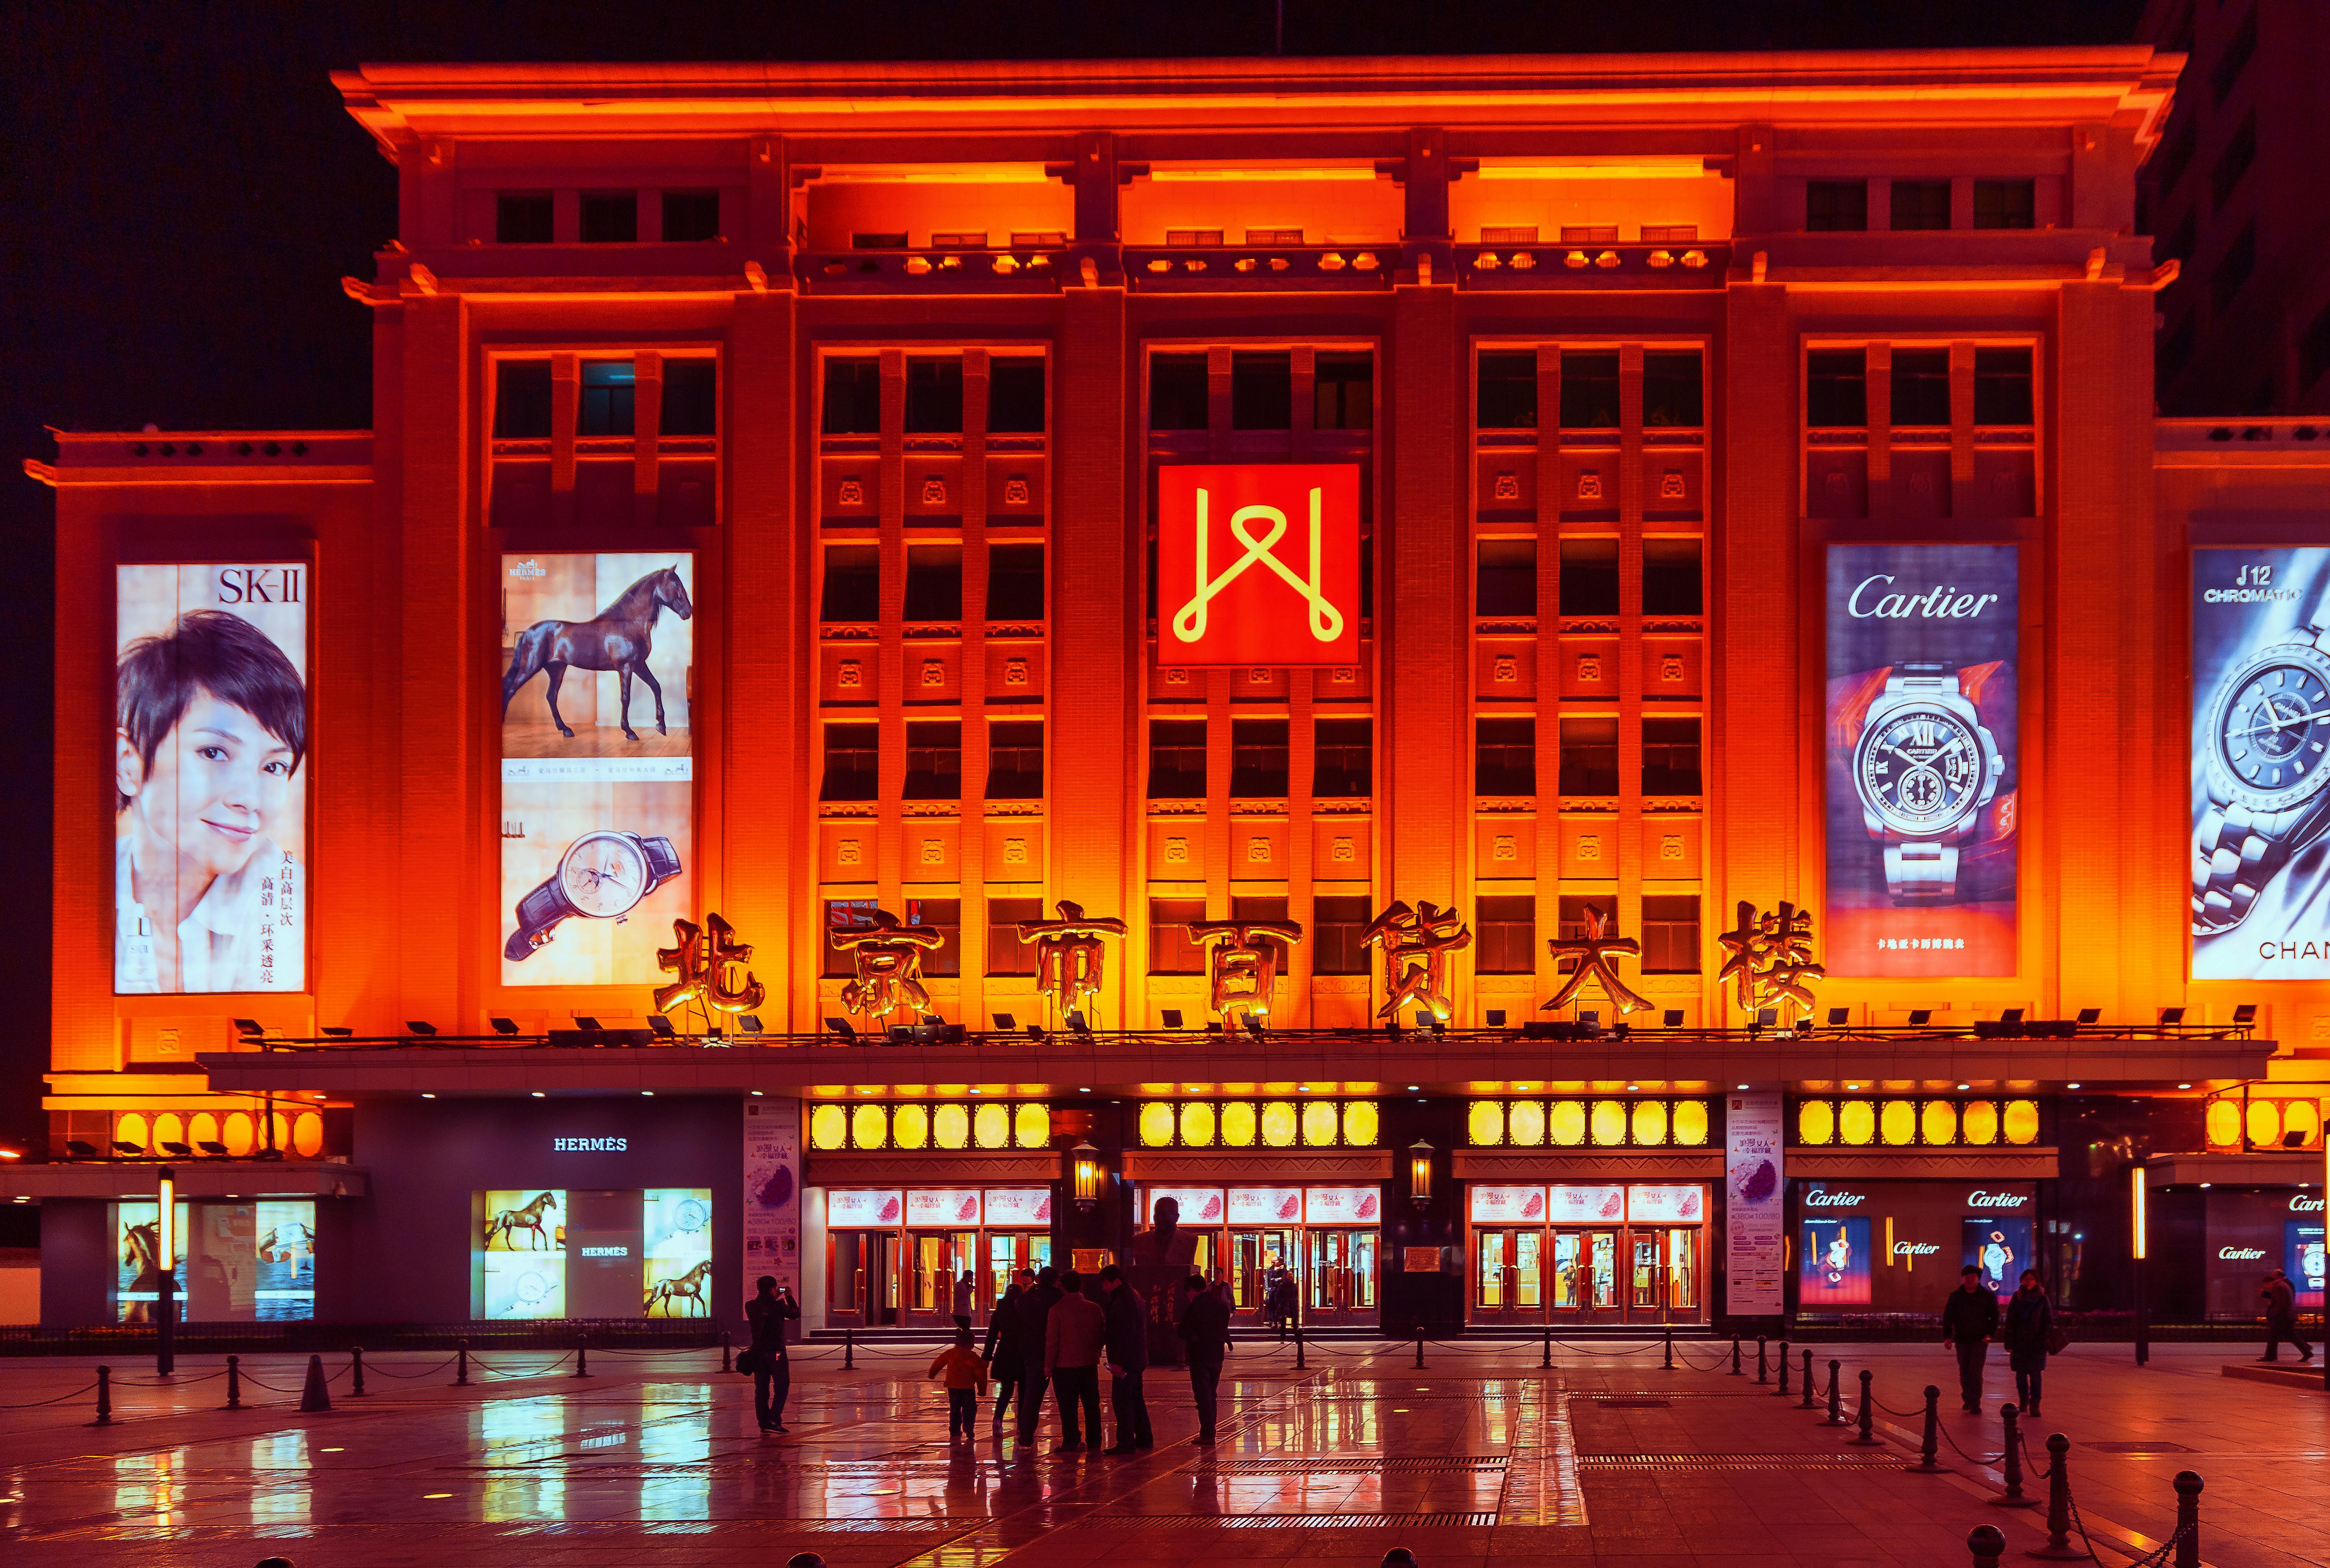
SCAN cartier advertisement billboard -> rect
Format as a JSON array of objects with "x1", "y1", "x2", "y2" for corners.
[
  {"x1": 2190, "y1": 548, "x2": 2330, "y2": 977},
  {"x1": 115, "y1": 564, "x2": 308, "y2": 994},
  {"x1": 1824, "y1": 545, "x2": 2018, "y2": 976},
  {"x1": 1157, "y1": 464, "x2": 1360, "y2": 667},
  {"x1": 498, "y1": 554, "x2": 694, "y2": 985}
]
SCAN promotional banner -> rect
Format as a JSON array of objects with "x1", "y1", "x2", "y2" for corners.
[
  {"x1": 1546, "y1": 1185, "x2": 1626, "y2": 1223},
  {"x1": 1157, "y1": 464, "x2": 1360, "y2": 666},
  {"x1": 2191, "y1": 548, "x2": 2330, "y2": 976},
  {"x1": 1302, "y1": 1187, "x2": 1381, "y2": 1225},
  {"x1": 907, "y1": 1189, "x2": 984, "y2": 1228},
  {"x1": 1469, "y1": 1184, "x2": 1547, "y2": 1224},
  {"x1": 826, "y1": 1189, "x2": 901, "y2": 1228},
  {"x1": 1726, "y1": 1092, "x2": 1784, "y2": 1314},
  {"x1": 1824, "y1": 545, "x2": 2018, "y2": 976},
  {"x1": 1627, "y1": 1185, "x2": 1705, "y2": 1224},
  {"x1": 477, "y1": 1189, "x2": 567, "y2": 1319},
  {"x1": 115, "y1": 564, "x2": 308, "y2": 994},
  {"x1": 1141, "y1": 1188, "x2": 1225, "y2": 1226},
  {"x1": 983, "y1": 1189, "x2": 1052, "y2": 1228},
  {"x1": 499, "y1": 553, "x2": 694, "y2": 985},
  {"x1": 1227, "y1": 1186, "x2": 1304, "y2": 1225},
  {"x1": 1800, "y1": 1217, "x2": 1872, "y2": 1306},
  {"x1": 111, "y1": 1200, "x2": 189, "y2": 1323},
  {"x1": 2288, "y1": 1219, "x2": 2326, "y2": 1309},
  {"x1": 742, "y1": 1097, "x2": 800, "y2": 1312},
  {"x1": 1962, "y1": 1217, "x2": 2031, "y2": 1293}
]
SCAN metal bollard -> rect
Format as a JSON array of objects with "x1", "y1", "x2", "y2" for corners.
[
  {"x1": 1968, "y1": 1524, "x2": 2006, "y2": 1568},
  {"x1": 1774, "y1": 1339, "x2": 1791, "y2": 1396},
  {"x1": 1414, "y1": 1327, "x2": 1426, "y2": 1369},
  {"x1": 1730, "y1": 1337, "x2": 1742, "y2": 1375},
  {"x1": 1663, "y1": 1327, "x2": 1675, "y2": 1370},
  {"x1": 844, "y1": 1327, "x2": 855, "y2": 1370},
  {"x1": 1295, "y1": 1324, "x2": 1307, "y2": 1372},
  {"x1": 1824, "y1": 1360, "x2": 1847, "y2": 1425},
  {"x1": 2173, "y1": 1470, "x2": 2203, "y2": 1568},
  {"x1": 1756, "y1": 1335, "x2": 1768, "y2": 1385},
  {"x1": 2029, "y1": 1434, "x2": 2083, "y2": 1557},
  {"x1": 222, "y1": 1354, "x2": 243, "y2": 1411},
  {"x1": 1993, "y1": 1404, "x2": 2036, "y2": 1507},
  {"x1": 1541, "y1": 1324, "x2": 1552, "y2": 1369},
  {"x1": 575, "y1": 1333, "x2": 591, "y2": 1378},
  {"x1": 94, "y1": 1364, "x2": 113, "y2": 1426},
  {"x1": 721, "y1": 1330, "x2": 733, "y2": 1373},
  {"x1": 1799, "y1": 1349, "x2": 1818, "y2": 1409},
  {"x1": 1849, "y1": 1369, "x2": 1878, "y2": 1444},
  {"x1": 1907, "y1": 1385, "x2": 1946, "y2": 1473},
  {"x1": 351, "y1": 1346, "x2": 368, "y2": 1397},
  {"x1": 454, "y1": 1339, "x2": 470, "y2": 1387}
]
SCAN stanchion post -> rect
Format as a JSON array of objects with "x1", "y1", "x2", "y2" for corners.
[
  {"x1": 1775, "y1": 1339, "x2": 1790, "y2": 1396},
  {"x1": 1541, "y1": 1324, "x2": 1552, "y2": 1369},
  {"x1": 1414, "y1": 1327, "x2": 1426, "y2": 1369},
  {"x1": 2029, "y1": 1434, "x2": 2083, "y2": 1557},
  {"x1": 1993, "y1": 1404, "x2": 2035, "y2": 1507},
  {"x1": 575, "y1": 1332, "x2": 591, "y2": 1378},
  {"x1": 721, "y1": 1331, "x2": 733, "y2": 1373},
  {"x1": 1756, "y1": 1335, "x2": 1768, "y2": 1384},
  {"x1": 1663, "y1": 1326, "x2": 1675, "y2": 1370},
  {"x1": 1907, "y1": 1385, "x2": 1946, "y2": 1473},
  {"x1": 1969, "y1": 1524, "x2": 2006, "y2": 1568},
  {"x1": 1730, "y1": 1337, "x2": 1742, "y2": 1375},
  {"x1": 454, "y1": 1339, "x2": 470, "y2": 1387},
  {"x1": 351, "y1": 1346, "x2": 367, "y2": 1397},
  {"x1": 844, "y1": 1326, "x2": 855, "y2": 1370},
  {"x1": 94, "y1": 1364, "x2": 112, "y2": 1426},
  {"x1": 222, "y1": 1354, "x2": 242, "y2": 1411},
  {"x1": 1849, "y1": 1369, "x2": 1878, "y2": 1444},
  {"x1": 1295, "y1": 1323, "x2": 1307, "y2": 1372},
  {"x1": 1799, "y1": 1349, "x2": 1818, "y2": 1409},
  {"x1": 1824, "y1": 1359, "x2": 1846, "y2": 1425},
  {"x1": 2173, "y1": 1470, "x2": 2203, "y2": 1568}
]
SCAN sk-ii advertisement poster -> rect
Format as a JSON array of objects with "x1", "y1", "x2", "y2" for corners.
[
  {"x1": 1825, "y1": 545, "x2": 2018, "y2": 976},
  {"x1": 2191, "y1": 548, "x2": 2330, "y2": 977}
]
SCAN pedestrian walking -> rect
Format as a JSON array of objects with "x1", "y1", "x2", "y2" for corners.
[
  {"x1": 1015, "y1": 1266, "x2": 1064, "y2": 1444},
  {"x1": 744, "y1": 1275, "x2": 801, "y2": 1434},
  {"x1": 929, "y1": 1328, "x2": 986, "y2": 1440},
  {"x1": 984, "y1": 1280, "x2": 1024, "y2": 1429},
  {"x1": 1098, "y1": 1264, "x2": 1153, "y2": 1453},
  {"x1": 1178, "y1": 1271, "x2": 1232, "y2": 1445},
  {"x1": 1263, "y1": 1260, "x2": 1289, "y2": 1338},
  {"x1": 1045, "y1": 1269, "x2": 1107, "y2": 1453},
  {"x1": 1940, "y1": 1264, "x2": 2000, "y2": 1414},
  {"x1": 2259, "y1": 1268, "x2": 2315, "y2": 1362},
  {"x1": 2001, "y1": 1268, "x2": 2053, "y2": 1418},
  {"x1": 952, "y1": 1270, "x2": 975, "y2": 1331}
]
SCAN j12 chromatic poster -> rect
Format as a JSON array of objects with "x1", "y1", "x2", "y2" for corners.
[
  {"x1": 2190, "y1": 548, "x2": 2330, "y2": 977},
  {"x1": 1824, "y1": 545, "x2": 2018, "y2": 976}
]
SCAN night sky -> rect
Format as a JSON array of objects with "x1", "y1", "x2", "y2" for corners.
[{"x1": 0, "y1": 1, "x2": 2153, "y2": 1161}]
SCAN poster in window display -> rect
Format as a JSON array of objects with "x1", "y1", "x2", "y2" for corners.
[
  {"x1": 112, "y1": 1201, "x2": 190, "y2": 1322},
  {"x1": 1824, "y1": 545, "x2": 2018, "y2": 976},
  {"x1": 642, "y1": 1189, "x2": 715, "y2": 1317},
  {"x1": 2190, "y1": 548, "x2": 2330, "y2": 977},
  {"x1": 498, "y1": 553, "x2": 694, "y2": 985},
  {"x1": 115, "y1": 564, "x2": 308, "y2": 994},
  {"x1": 2288, "y1": 1220, "x2": 2326, "y2": 1309},
  {"x1": 477, "y1": 1189, "x2": 568, "y2": 1320},
  {"x1": 1798, "y1": 1216, "x2": 1871, "y2": 1307},
  {"x1": 1962, "y1": 1217, "x2": 2032, "y2": 1293}
]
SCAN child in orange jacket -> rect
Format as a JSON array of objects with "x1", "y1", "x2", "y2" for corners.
[{"x1": 929, "y1": 1328, "x2": 986, "y2": 1439}]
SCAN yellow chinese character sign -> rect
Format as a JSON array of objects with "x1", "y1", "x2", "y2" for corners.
[
  {"x1": 831, "y1": 908, "x2": 946, "y2": 1027},
  {"x1": 1542, "y1": 903, "x2": 1650, "y2": 1016},
  {"x1": 1715, "y1": 900, "x2": 1825, "y2": 1026},
  {"x1": 1015, "y1": 899, "x2": 1127, "y2": 1021},
  {"x1": 654, "y1": 913, "x2": 766, "y2": 1016},
  {"x1": 1187, "y1": 919, "x2": 1303, "y2": 1025},
  {"x1": 1361, "y1": 901, "x2": 1471, "y2": 1023}
]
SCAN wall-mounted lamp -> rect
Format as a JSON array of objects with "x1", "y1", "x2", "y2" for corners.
[
  {"x1": 1408, "y1": 1139, "x2": 1435, "y2": 1211},
  {"x1": 1070, "y1": 1140, "x2": 1104, "y2": 1212}
]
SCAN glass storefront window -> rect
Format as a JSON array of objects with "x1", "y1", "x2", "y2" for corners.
[
  {"x1": 1515, "y1": 1231, "x2": 1541, "y2": 1307},
  {"x1": 1476, "y1": 1231, "x2": 1504, "y2": 1308},
  {"x1": 1667, "y1": 1229, "x2": 1698, "y2": 1310},
  {"x1": 1589, "y1": 1231, "x2": 1617, "y2": 1308}
]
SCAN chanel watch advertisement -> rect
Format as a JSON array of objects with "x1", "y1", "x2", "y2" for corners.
[
  {"x1": 2191, "y1": 547, "x2": 2330, "y2": 978},
  {"x1": 1824, "y1": 545, "x2": 2019, "y2": 977}
]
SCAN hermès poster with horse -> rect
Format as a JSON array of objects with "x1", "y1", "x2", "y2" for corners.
[{"x1": 499, "y1": 554, "x2": 694, "y2": 985}]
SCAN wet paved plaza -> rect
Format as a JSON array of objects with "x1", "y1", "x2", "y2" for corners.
[{"x1": 0, "y1": 1338, "x2": 2323, "y2": 1568}]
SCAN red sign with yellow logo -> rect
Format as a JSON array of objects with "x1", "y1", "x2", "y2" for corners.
[{"x1": 1158, "y1": 464, "x2": 1361, "y2": 666}]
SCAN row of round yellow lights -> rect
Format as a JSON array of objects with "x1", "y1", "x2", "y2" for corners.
[
  {"x1": 809, "y1": 1101, "x2": 1050, "y2": 1153},
  {"x1": 1797, "y1": 1098, "x2": 2039, "y2": 1148},
  {"x1": 114, "y1": 1109, "x2": 322, "y2": 1158},
  {"x1": 2204, "y1": 1096, "x2": 2325, "y2": 1150},
  {"x1": 1135, "y1": 1100, "x2": 1379, "y2": 1150},
  {"x1": 1467, "y1": 1099, "x2": 1711, "y2": 1148}
]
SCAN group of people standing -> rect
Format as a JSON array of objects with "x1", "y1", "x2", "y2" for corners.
[
  {"x1": 1940, "y1": 1265, "x2": 2056, "y2": 1417},
  {"x1": 936, "y1": 1264, "x2": 1235, "y2": 1450}
]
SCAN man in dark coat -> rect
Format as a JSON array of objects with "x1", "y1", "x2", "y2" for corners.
[
  {"x1": 983, "y1": 1281, "x2": 1024, "y2": 1427},
  {"x1": 2260, "y1": 1268, "x2": 2315, "y2": 1362},
  {"x1": 1015, "y1": 1265, "x2": 1065, "y2": 1443},
  {"x1": 745, "y1": 1275, "x2": 801, "y2": 1433},
  {"x1": 1099, "y1": 1264, "x2": 1153, "y2": 1453},
  {"x1": 1177, "y1": 1271, "x2": 1233, "y2": 1444},
  {"x1": 1940, "y1": 1264, "x2": 2000, "y2": 1413}
]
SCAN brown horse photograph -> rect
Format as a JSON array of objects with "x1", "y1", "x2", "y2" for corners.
[
  {"x1": 501, "y1": 565, "x2": 692, "y2": 745},
  {"x1": 644, "y1": 1257, "x2": 714, "y2": 1317},
  {"x1": 483, "y1": 1191, "x2": 561, "y2": 1251}
]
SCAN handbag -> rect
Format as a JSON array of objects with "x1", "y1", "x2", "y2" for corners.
[
  {"x1": 737, "y1": 1347, "x2": 763, "y2": 1375},
  {"x1": 2045, "y1": 1323, "x2": 2070, "y2": 1355}
]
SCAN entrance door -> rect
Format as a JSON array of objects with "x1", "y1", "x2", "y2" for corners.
[
  {"x1": 1663, "y1": 1228, "x2": 1702, "y2": 1323},
  {"x1": 1306, "y1": 1228, "x2": 1379, "y2": 1326},
  {"x1": 1551, "y1": 1228, "x2": 1619, "y2": 1321},
  {"x1": 827, "y1": 1230, "x2": 898, "y2": 1326},
  {"x1": 1627, "y1": 1230, "x2": 1666, "y2": 1320},
  {"x1": 986, "y1": 1232, "x2": 1054, "y2": 1311},
  {"x1": 1230, "y1": 1229, "x2": 1297, "y2": 1319},
  {"x1": 1473, "y1": 1228, "x2": 1546, "y2": 1322},
  {"x1": 905, "y1": 1231, "x2": 979, "y2": 1327}
]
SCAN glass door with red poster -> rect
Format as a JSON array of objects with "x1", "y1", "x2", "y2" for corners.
[
  {"x1": 825, "y1": 1189, "x2": 903, "y2": 1326},
  {"x1": 1302, "y1": 1187, "x2": 1381, "y2": 1326},
  {"x1": 1550, "y1": 1228, "x2": 1619, "y2": 1319},
  {"x1": 1625, "y1": 1186, "x2": 1707, "y2": 1324},
  {"x1": 1468, "y1": 1185, "x2": 1549, "y2": 1324},
  {"x1": 1227, "y1": 1186, "x2": 1305, "y2": 1320},
  {"x1": 901, "y1": 1190, "x2": 982, "y2": 1328},
  {"x1": 983, "y1": 1187, "x2": 1055, "y2": 1318}
]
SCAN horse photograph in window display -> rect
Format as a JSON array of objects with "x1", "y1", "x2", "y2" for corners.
[
  {"x1": 485, "y1": 1191, "x2": 561, "y2": 1251},
  {"x1": 501, "y1": 565, "x2": 694, "y2": 747}
]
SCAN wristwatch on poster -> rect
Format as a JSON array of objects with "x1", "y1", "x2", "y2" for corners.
[
  {"x1": 2193, "y1": 619, "x2": 2330, "y2": 934},
  {"x1": 1853, "y1": 661, "x2": 2006, "y2": 905},
  {"x1": 504, "y1": 831, "x2": 682, "y2": 961}
]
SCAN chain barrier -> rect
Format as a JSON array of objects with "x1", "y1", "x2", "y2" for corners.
[
  {"x1": 109, "y1": 1368, "x2": 229, "y2": 1387},
  {"x1": 0, "y1": 1380, "x2": 101, "y2": 1410},
  {"x1": 362, "y1": 1356, "x2": 462, "y2": 1380}
]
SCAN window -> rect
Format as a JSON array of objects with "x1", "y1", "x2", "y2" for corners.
[
  {"x1": 903, "y1": 722, "x2": 961, "y2": 800},
  {"x1": 2214, "y1": 6, "x2": 2256, "y2": 107},
  {"x1": 578, "y1": 361, "x2": 635, "y2": 436},
  {"x1": 1166, "y1": 228, "x2": 1225, "y2": 247},
  {"x1": 903, "y1": 546, "x2": 962, "y2": 622},
  {"x1": 986, "y1": 721, "x2": 1043, "y2": 800},
  {"x1": 1559, "y1": 351, "x2": 1620, "y2": 429},
  {"x1": 1477, "y1": 351, "x2": 1538, "y2": 429},
  {"x1": 1312, "y1": 894, "x2": 1373, "y2": 975},
  {"x1": 1560, "y1": 224, "x2": 1619, "y2": 245},
  {"x1": 905, "y1": 358, "x2": 963, "y2": 434},
  {"x1": 496, "y1": 192, "x2": 553, "y2": 245},
  {"x1": 986, "y1": 897, "x2": 1044, "y2": 977},
  {"x1": 824, "y1": 900, "x2": 879, "y2": 977},
  {"x1": 822, "y1": 725, "x2": 879, "y2": 801},
  {"x1": 1642, "y1": 539, "x2": 1703, "y2": 616},
  {"x1": 1642, "y1": 718, "x2": 1703, "y2": 796},
  {"x1": 2213, "y1": 223, "x2": 2257, "y2": 313},
  {"x1": 1806, "y1": 180, "x2": 1869, "y2": 232},
  {"x1": 987, "y1": 544, "x2": 1045, "y2": 620},
  {"x1": 823, "y1": 359, "x2": 882, "y2": 435},
  {"x1": 580, "y1": 191, "x2": 638, "y2": 243},
  {"x1": 1558, "y1": 718, "x2": 1618, "y2": 796},
  {"x1": 1973, "y1": 179, "x2": 2035, "y2": 231},
  {"x1": 1231, "y1": 894, "x2": 1288, "y2": 928},
  {"x1": 989, "y1": 358, "x2": 1045, "y2": 433},
  {"x1": 1642, "y1": 352, "x2": 1703, "y2": 428},
  {"x1": 2302, "y1": 302, "x2": 2330, "y2": 393},
  {"x1": 1476, "y1": 895, "x2": 1536, "y2": 975},
  {"x1": 1150, "y1": 353, "x2": 1210, "y2": 431},
  {"x1": 2211, "y1": 115, "x2": 2257, "y2": 213},
  {"x1": 1807, "y1": 349, "x2": 1868, "y2": 427},
  {"x1": 1229, "y1": 719, "x2": 1289, "y2": 797},
  {"x1": 931, "y1": 231, "x2": 988, "y2": 249},
  {"x1": 493, "y1": 361, "x2": 552, "y2": 438},
  {"x1": 1641, "y1": 894, "x2": 1701, "y2": 973},
  {"x1": 1476, "y1": 717, "x2": 1535, "y2": 796},
  {"x1": 661, "y1": 190, "x2": 720, "y2": 242},
  {"x1": 1231, "y1": 351, "x2": 1292, "y2": 430},
  {"x1": 1973, "y1": 348, "x2": 2034, "y2": 425},
  {"x1": 1890, "y1": 349, "x2": 1951, "y2": 426},
  {"x1": 1149, "y1": 898, "x2": 1208, "y2": 975},
  {"x1": 851, "y1": 231, "x2": 908, "y2": 249},
  {"x1": 1559, "y1": 538, "x2": 1620, "y2": 616},
  {"x1": 906, "y1": 897, "x2": 960, "y2": 979},
  {"x1": 1481, "y1": 224, "x2": 1538, "y2": 244},
  {"x1": 1890, "y1": 179, "x2": 1952, "y2": 231},
  {"x1": 661, "y1": 360, "x2": 717, "y2": 436},
  {"x1": 1148, "y1": 718, "x2": 1207, "y2": 798},
  {"x1": 1245, "y1": 227, "x2": 1302, "y2": 245},
  {"x1": 2157, "y1": 119, "x2": 2197, "y2": 196},
  {"x1": 1640, "y1": 224, "x2": 1697, "y2": 245},
  {"x1": 820, "y1": 547, "x2": 880, "y2": 622},
  {"x1": 1315, "y1": 352, "x2": 1373, "y2": 430},
  {"x1": 1476, "y1": 538, "x2": 1538, "y2": 617},
  {"x1": 1314, "y1": 718, "x2": 1371, "y2": 798}
]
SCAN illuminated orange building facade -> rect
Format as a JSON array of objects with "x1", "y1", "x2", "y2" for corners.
[{"x1": 20, "y1": 49, "x2": 2330, "y2": 1336}]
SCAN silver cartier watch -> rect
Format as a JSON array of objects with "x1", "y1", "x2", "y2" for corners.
[
  {"x1": 2193, "y1": 619, "x2": 2330, "y2": 934},
  {"x1": 1853, "y1": 661, "x2": 2006, "y2": 904}
]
